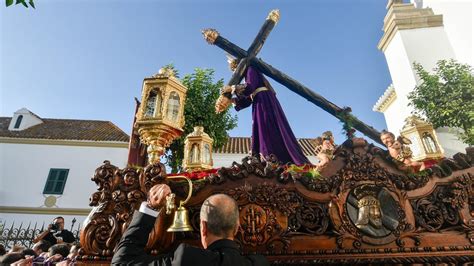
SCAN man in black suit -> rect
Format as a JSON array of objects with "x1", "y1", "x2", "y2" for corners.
[{"x1": 112, "y1": 184, "x2": 269, "y2": 265}]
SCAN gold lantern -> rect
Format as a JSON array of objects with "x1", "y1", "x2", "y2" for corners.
[
  {"x1": 136, "y1": 67, "x2": 187, "y2": 164},
  {"x1": 400, "y1": 115, "x2": 444, "y2": 161},
  {"x1": 182, "y1": 126, "x2": 214, "y2": 171}
]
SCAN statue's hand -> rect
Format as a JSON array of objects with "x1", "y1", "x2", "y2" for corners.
[
  {"x1": 220, "y1": 85, "x2": 232, "y2": 94},
  {"x1": 215, "y1": 95, "x2": 231, "y2": 113},
  {"x1": 233, "y1": 84, "x2": 246, "y2": 95}
]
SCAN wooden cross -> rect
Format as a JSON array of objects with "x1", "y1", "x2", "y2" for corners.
[{"x1": 202, "y1": 10, "x2": 383, "y2": 145}]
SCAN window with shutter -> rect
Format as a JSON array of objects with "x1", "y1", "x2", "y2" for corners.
[{"x1": 43, "y1": 169, "x2": 69, "y2": 194}]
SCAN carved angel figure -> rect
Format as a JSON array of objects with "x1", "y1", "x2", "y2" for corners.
[
  {"x1": 165, "y1": 193, "x2": 176, "y2": 215},
  {"x1": 314, "y1": 131, "x2": 336, "y2": 170},
  {"x1": 380, "y1": 131, "x2": 425, "y2": 172}
]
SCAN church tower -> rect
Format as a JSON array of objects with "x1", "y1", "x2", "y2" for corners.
[{"x1": 373, "y1": 0, "x2": 470, "y2": 157}]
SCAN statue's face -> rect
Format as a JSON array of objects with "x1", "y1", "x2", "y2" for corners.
[
  {"x1": 228, "y1": 60, "x2": 238, "y2": 72},
  {"x1": 381, "y1": 133, "x2": 395, "y2": 147},
  {"x1": 390, "y1": 140, "x2": 402, "y2": 151},
  {"x1": 369, "y1": 204, "x2": 382, "y2": 228},
  {"x1": 356, "y1": 196, "x2": 383, "y2": 229},
  {"x1": 322, "y1": 139, "x2": 332, "y2": 149}
]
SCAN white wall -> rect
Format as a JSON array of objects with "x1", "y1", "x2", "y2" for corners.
[
  {"x1": 383, "y1": 31, "x2": 418, "y2": 134},
  {"x1": 382, "y1": 95, "x2": 406, "y2": 134},
  {"x1": 435, "y1": 127, "x2": 469, "y2": 158},
  {"x1": 0, "y1": 142, "x2": 128, "y2": 225},
  {"x1": 416, "y1": 0, "x2": 473, "y2": 66},
  {"x1": 383, "y1": 24, "x2": 468, "y2": 157},
  {"x1": 383, "y1": 27, "x2": 456, "y2": 134},
  {"x1": 8, "y1": 108, "x2": 43, "y2": 131}
]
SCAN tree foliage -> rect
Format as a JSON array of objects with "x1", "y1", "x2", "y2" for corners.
[
  {"x1": 164, "y1": 68, "x2": 238, "y2": 172},
  {"x1": 6, "y1": 0, "x2": 35, "y2": 8},
  {"x1": 408, "y1": 60, "x2": 474, "y2": 145}
]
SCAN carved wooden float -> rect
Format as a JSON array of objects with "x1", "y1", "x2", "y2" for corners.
[{"x1": 77, "y1": 138, "x2": 474, "y2": 264}]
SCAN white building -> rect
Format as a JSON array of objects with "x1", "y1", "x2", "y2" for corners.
[
  {"x1": 213, "y1": 137, "x2": 319, "y2": 167},
  {"x1": 0, "y1": 108, "x2": 129, "y2": 229},
  {"x1": 373, "y1": 0, "x2": 471, "y2": 158}
]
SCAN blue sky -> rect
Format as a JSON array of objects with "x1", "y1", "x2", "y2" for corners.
[{"x1": 1, "y1": 0, "x2": 392, "y2": 144}]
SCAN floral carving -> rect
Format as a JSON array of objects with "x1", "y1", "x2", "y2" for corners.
[
  {"x1": 227, "y1": 183, "x2": 330, "y2": 238},
  {"x1": 289, "y1": 203, "x2": 329, "y2": 235},
  {"x1": 412, "y1": 184, "x2": 464, "y2": 232},
  {"x1": 142, "y1": 162, "x2": 167, "y2": 191},
  {"x1": 214, "y1": 155, "x2": 285, "y2": 183}
]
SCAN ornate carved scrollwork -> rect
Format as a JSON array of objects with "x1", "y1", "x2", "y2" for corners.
[
  {"x1": 227, "y1": 182, "x2": 330, "y2": 251},
  {"x1": 81, "y1": 161, "x2": 148, "y2": 256},
  {"x1": 288, "y1": 203, "x2": 329, "y2": 235},
  {"x1": 411, "y1": 173, "x2": 474, "y2": 243},
  {"x1": 213, "y1": 155, "x2": 285, "y2": 183},
  {"x1": 336, "y1": 144, "x2": 433, "y2": 191},
  {"x1": 77, "y1": 140, "x2": 474, "y2": 264},
  {"x1": 412, "y1": 184, "x2": 465, "y2": 232},
  {"x1": 142, "y1": 162, "x2": 167, "y2": 191}
]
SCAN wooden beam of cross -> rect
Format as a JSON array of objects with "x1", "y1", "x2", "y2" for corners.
[{"x1": 202, "y1": 10, "x2": 383, "y2": 145}]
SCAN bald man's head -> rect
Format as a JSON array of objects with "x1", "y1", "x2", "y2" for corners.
[{"x1": 200, "y1": 194, "x2": 239, "y2": 238}]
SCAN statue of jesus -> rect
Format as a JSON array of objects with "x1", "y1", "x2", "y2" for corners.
[{"x1": 216, "y1": 60, "x2": 309, "y2": 165}]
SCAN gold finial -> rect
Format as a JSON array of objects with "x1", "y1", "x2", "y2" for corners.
[
  {"x1": 402, "y1": 115, "x2": 428, "y2": 129},
  {"x1": 267, "y1": 9, "x2": 280, "y2": 23},
  {"x1": 153, "y1": 67, "x2": 175, "y2": 78},
  {"x1": 202, "y1": 29, "x2": 219, "y2": 44}
]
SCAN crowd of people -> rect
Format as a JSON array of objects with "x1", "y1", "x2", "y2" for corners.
[{"x1": 0, "y1": 216, "x2": 79, "y2": 265}]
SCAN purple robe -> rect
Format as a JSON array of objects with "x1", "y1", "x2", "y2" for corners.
[{"x1": 234, "y1": 66, "x2": 310, "y2": 165}]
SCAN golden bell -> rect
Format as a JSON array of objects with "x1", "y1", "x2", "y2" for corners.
[
  {"x1": 167, "y1": 206, "x2": 193, "y2": 232},
  {"x1": 165, "y1": 175, "x2": 194, "y2": 232}
]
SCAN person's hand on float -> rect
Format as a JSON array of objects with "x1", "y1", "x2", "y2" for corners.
[{"x1": 147, "y1": 184, "x2": 172, "y2": 210}]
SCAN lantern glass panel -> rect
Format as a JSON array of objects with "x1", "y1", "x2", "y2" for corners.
[
  {"x1": 145, "y1": 90, "x2": 157, "y2": 117},
  {"x1": 422, "y1": 132, "x2": 437, "y2": 153},
  {"x1": 204, "y1": 144, "x2": 211, "y2": 164},
  {"x1": 166, "y1": 92, "x2": 180, "y2": 122},
  {"x1": 190, "y1": 144, "x2": 200, "y2": 163},
  {"x1": 407, "y1": 133, "x2": 422, "y2": 158}
]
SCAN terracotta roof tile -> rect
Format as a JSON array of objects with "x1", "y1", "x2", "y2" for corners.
[
  {"x1": 0, "y1": 117, "x2": 129, "y2": 142},
  {"x1": 215, "y1": 137, "x2": 317, "y2": 156}
]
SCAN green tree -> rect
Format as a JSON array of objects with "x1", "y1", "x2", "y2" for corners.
[
  {"x1": 408, "y1": 59, "x2": 474, "y2": 145},
  {"x1": 6, "y1": 0, "x2": 35, "y2": 8},
  {"x1": 164, "y1": 68, "x2": 238, "y2": 172}
]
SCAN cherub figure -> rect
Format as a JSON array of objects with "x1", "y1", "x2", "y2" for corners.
[
  {"x1": 380, "y1": 130, "x2": 425, "y2": 172},
  {"x1": 165, "y1": 193, "x2": 176, "y2": 215},
  {"x1": 314, "y1": 131, "x2": 336, "y2": 170}
]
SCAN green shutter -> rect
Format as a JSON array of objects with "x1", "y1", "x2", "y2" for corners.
[{"x1": 43, "y1": 169, "x2": 69, "y2": 195}]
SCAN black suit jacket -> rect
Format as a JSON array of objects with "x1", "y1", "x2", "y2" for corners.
[{"x1": 112, "y1": 211, "x2": 269, "y2": 266}]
